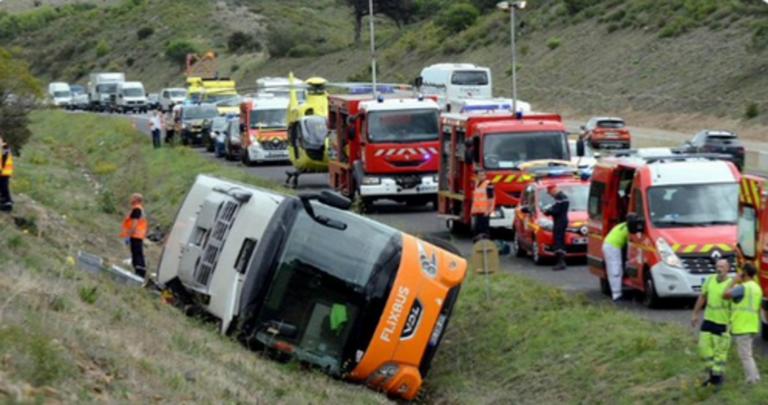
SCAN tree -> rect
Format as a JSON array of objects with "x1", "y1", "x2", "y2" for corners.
[
  {"x1": 347, "y1": 0, "x2": 415, "y2": 43},
  {"x1": 0, "y1": 47, "x2": 42, "y2": 152}
]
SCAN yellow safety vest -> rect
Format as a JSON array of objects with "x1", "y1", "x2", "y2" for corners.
[
  {"x1": 731, "y1": 280, "x2": 763, "y2": 335},
  {"x1": 1, "y1": 151, "x2": 13, "y2": 177},
  {"x1": 702, "y1": 275, "x2": 732, "y2": 325}
]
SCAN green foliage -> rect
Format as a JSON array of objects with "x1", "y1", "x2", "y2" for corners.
[
  {"x1": 165, "y1": 39, "x2": 199, "y2": 65},
  {"x1": 745, "y1": 102, "x2": 759, "y2": 119},
  {"x1": 546, "y1": 36, "x2": 562, "y2": 50},
  {"x1": 0, "y1": 47, "x2": 42, "y2": 151},
  {"x1": 95, "y1": 40, "x2": 110, "y2": 57},
  {"x1": 750, "y1": 21, "x2": 768, "y2": 52},
  {"x1": 98, "y1": 190, "x2": 117, "y2": 214},
  {"x1": 0, "y1": 325, "x2": 74, "y2": 386},
  {"x1": 562, "y1": 0, "x2": 600, "y2": 15},
  {"x1": 227, "y1": 31, "x2": 261, "y2": 53},
  {"x1": 435, "y1": 3, "x2": 480, "y2": 34},
  {"x1": 137, "y1": 26, "x2": 154, "y2": 40},
  {"x1": 0, "y1": 4, "x2": 95, "y2": 40},
  {"x1": 78, "y1": 285, "x2": 99, "y2": 304}
]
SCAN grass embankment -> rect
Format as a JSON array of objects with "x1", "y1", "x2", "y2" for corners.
[{"x1": 0, "y1": 111, "x2": 384, "y2": 403}]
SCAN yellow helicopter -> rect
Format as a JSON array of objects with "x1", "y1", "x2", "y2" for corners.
[{"x1": 285, "y1": 73, "x2": 330, "y2": 188}]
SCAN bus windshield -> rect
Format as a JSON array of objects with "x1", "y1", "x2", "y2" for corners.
[
  {"x1": 483, "y1": 132, "x2": 569, "y2": 169},
  {"x1": 251, "y1": 109, "x2": 288, "y2": 130},
  {"x1": 254, "y1": 203, "x2": 401, "y2": 375},
  {"x1": 648, "y1": 183, "x2": 738, "y2": 227},
  {"x1": 367, "y1": 109, "x2": 439, "y2": 143},
  {"x1": 538, "y1": 184, "x2": 589, "y2": 212}
]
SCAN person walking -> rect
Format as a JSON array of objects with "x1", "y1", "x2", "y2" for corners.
[
  {"x1": 723, "y1": 263, "x2": 766, "y2": 385},
  {"x1": 602, "y1": 221, "x2": 629, "y2": 300},
  {"x1": 120, "y1": 193, "x2": 148, "y2": 278},
  {"x1": 0, "y1": 138, "x2": 14, "y2": 212},
  {"x1": 544, "y1": 184, "x2": 569, "y2": 271},
  {"x1": 149, "y1": 111, "x2": 163, "y2": 148},
  {"x1": 691, "y1": 259, "x2": 733, "y2": 387},
  {"x1": 470, "y1": 170, "x2": 495, "y2": 240}
]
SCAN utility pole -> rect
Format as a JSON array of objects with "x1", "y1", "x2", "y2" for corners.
[{"x1": 368, "y1": 0, "x2": 378, "y2": 98}]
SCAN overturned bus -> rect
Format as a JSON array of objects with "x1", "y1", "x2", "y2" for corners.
[{"x1": 157, "y1": 175, "x2": 467, "y2": 399}]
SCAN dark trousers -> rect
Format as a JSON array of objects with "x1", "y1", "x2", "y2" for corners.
[
  {"x1": 152, "y1": 129, "x2": 161, "y2": 148},
  {"x1": 130, "y1": 237, "x2": 146, "y2": 278},
  {"x1": 165, "y1": 129, "x2": 175, "y2": 144},
  {"x1": 473, "y1": 215, "x2": 490, "y2": 239},
  {"x1": 553, "y1": 226, "x2": 566, "y2": 253},
  {"x1": 0, "y1": 176, "x2": 11, "y2": 211}
]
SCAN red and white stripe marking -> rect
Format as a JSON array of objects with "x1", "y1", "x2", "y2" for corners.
[{"x1": 373, "y1": 147, "x2": 439, "y2": 157}]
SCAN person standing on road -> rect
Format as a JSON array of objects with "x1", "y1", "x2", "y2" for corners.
[
  {"x1": 0, "y1": 138, "x2": 14, "y2": 212},
  {"x1": 544, "y1": 184, "x2": 569, "y2": 271},
  {"x1": 149, "y1": 111, "x2": 162, "y2": 148},
  {"x1": 723, "y1": 263, "x2": 765, "y2": 385},
  {"x1": 602, "y1": 221, "x2": 629, "y2": 300},
  {"x1": 164, "y1": 105, "x2": 175, "y2": 145},
  {"x1": 470, "y1": 170, "x2": 495, "y2": 240},
  {"x1": 691, "y1": 258, "x2": 733, "y2": 387},
  {"x1": 120, "y1": 193, "x2": 148, "y2": 278}
]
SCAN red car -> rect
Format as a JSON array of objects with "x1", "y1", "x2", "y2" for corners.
[
  {"x1": 511, "y1": 174, "x2": 590, "y2": 264},
  {"x1": 581, "y1": 116, "x2": 631, "y2": 150}
]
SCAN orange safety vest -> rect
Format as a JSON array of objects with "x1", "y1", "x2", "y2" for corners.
[
  {"x1": 471, "y1": 180, "x2": 495, "y2": 216},
  {"x1": 1, "y1": 150, "x2": 13, "y2": 177},
  {"x1": 120, "y1": 203, "x2": 148, "y2": 239}
]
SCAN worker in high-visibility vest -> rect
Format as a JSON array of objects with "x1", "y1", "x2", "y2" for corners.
[
  {"x1": 0, "y1": 138, "x2": 14, "y2": 212},
  {"x1": 120, "y1": 193, "x2": 149, "y2": 278},
  {"x1": 723, "y1": 263, "x2": 766, "y2": 385},
  {"x1": 691, "y1": 258, "x2": 733, "y2": 387},
  {"x1": 470, "y1": 171, "x2": 495, "y2": 239},
  {"x1": 602, "y1": 221, "x2": 628, "y2": 301}
]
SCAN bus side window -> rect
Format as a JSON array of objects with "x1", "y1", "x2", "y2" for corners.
[
  {"x1": 589, "y1": 181, "x2": 605, "y2": 221},
  {"x1": 235, "y1": 238, "x2": 258, "y2": 274}
]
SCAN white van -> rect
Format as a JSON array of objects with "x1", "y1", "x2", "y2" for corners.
[
  {"x1": 48, "y1": 82, "x2": 72, "y2": 107},
  {"x1": 115, "y1": 81, "x2": 148, "y2": 113},
  {"x1": 256, "y1": 76, "x2": 306, "y2": 102},
  {"x1": 159, "y1": 87, "x2": 187, "y2": 112},
  {"x1": 416, "y1": 63, "x2": 492, "y2": 109}
]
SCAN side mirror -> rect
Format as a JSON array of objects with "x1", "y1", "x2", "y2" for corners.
[
  {"x1": 520, "y1": 206, "x2": 530, "y2": 214},
  {"x1": 414, "y1": 76, "x2": 423, "y2": 87},
  {"x1": 626, "y1": 213, "x2": 644, "y2": 234},
  {"x1": 576, "y1": 139, "x2": 585, "y2": 157},
  {"x1": 319, "y1": 190, "x2": 352, "y2": 210},
  {"x1": 347, "y1": 125, "x2": 355, "y2": 141},
  {"x1": 472, "y1": 136, "x2": 481, "y2": 164},
  {"x1": 346, "y1": 115, "x2": 356, "y2": 126}
]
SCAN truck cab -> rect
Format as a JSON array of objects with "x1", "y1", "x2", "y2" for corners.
[
  {"x1": 160, "y1": 87, "x2": 187, "y2": 112},
  {"x1": 735, "y1": 175, "x2": 768, "y2": 340},
  {"x1": 437, "y1": 113, "x2": 570, "y2": 232},
  {"x1": 157, "y1": 175, "x2": 467, "y2": 400},
  {"x1": 88, "y1": 72, "x2": 125, "y2": 112},
  {"x1": 328, "y1": 94, "x2": 441, "y2": 210},
  {"x1": 48, "y1": 82, "x2": 71, "y2": 107},
  {"x1": 115, "y1": 81, "x2": 148, "y2": 114},
  {"x1": 238, "y1": 96, "x2": 290, "y2": 165},
  {"x1": 587, "y1": 152, "x2": 741, "y2": 307}
]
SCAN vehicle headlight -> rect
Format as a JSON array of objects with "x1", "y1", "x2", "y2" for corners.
[
  {"x1": 656, "y1": 237, "x2": 683, "y2": 268},
  {"x1": 362, "y1": 176, "x2": 381, "y2": 185},
  {"x1": 537, "y1": 218, "x2": 553, "y2": 231},
  {"x1": 250, "y1": 136, "x2": 262, "y2": 148},
  {"x1": 372, "y1": 364, "x2": 399, "y2": 380}
]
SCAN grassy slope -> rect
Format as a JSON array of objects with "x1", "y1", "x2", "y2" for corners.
[
  {"x1": 0, "y1": 111, "x2": 385, "y2": 403},
  {"x1": 2, "y1": 111, "x2": 767, "y2": 403}
]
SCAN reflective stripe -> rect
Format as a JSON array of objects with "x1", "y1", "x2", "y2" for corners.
[
  {"x1": 0, "y1": 152, "x2": 12, "y2": 176},
  {"x1": 683, "y1": 244, "x2": 698, "y2": 254}
]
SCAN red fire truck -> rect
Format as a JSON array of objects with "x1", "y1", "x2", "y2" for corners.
[
  {"x1": 436, "y1": 112, "x2": 571, "y2": 233},
  {"x1": 328, "y1": 94, "x2": 441, "y2": 210},
  {"x1": 587, "y1": 150, "x2": 742, "y2": 307},
  {"x1": 735, "y1": 175, "x2": 768, "y2": 339}
]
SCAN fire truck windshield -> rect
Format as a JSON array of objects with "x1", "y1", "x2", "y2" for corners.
[
  {"x1": 253, "y1": 203, "x2": 402, "y2": 375},
  {"x1": 538, "y1": 184, "x2": 589, "y2": 211},
  {"x1": 250, "y1": 109, "x2": 288, "y2": 129},
  {"x1": 648, "y1": 183, "x2": 738, "y2": 227},
  {"x1": 367, "y1": 109, "x2": 439, "y2": 143},
  {"x1": 483, "y1": 132, "x2": 569, "y2": 169}
]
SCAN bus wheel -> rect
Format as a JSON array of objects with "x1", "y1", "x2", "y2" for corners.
[{"x1": 643, "y1": 274, "x2": 661, "y2": 309}]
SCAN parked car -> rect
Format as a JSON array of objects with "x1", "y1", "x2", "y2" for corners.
[
  {"x1": 581, "y1": 117, "x2": 631, "y2": 150},
  {"x1": 205, "y1": 115, "x2": 232, "y2": 155},
  {"x1": 147, "y1": 93, "x2": 160, "y2": 110},
  {"x1": 178, "y1": 104, "x2": 219, "y2": 146},
  {"x1": 681, "y1": 130, "x2": 745, "y2": 171}
]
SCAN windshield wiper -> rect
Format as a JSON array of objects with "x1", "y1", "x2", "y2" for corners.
[
  {"x1": 693, "y1": 220, "x2": 736, "y2": 226},
  {"x1": 653, "y1": 220, "x2": 701, "y2": 227}
]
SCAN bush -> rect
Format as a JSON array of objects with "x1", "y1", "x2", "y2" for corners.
[
  {"x1": 750, "y1": 22, "x2": 768, "y2": 52},
  {"x1": 95, "y1": 40, "x2": 110, "y2": 57},
  {"x1": 227, "y1": 31, "x2": 260, "y2": 53},
  {"x1": 136, "y1": 26, "x2": 154, "y2": 40},
  {"x1": 435, "y1": 3, "x2": 480, "y2": 34},
  {"x1": 546, "y1": 36, "x2": 561, "y2": 50},
  {"x1": 79, "y1": 285, "x2": 99, "y2": 304},
  {"x1": 165, "y1": 39, "x2": 198, "y2": 65},
  {"x1": 563, "y1": 0, "x2": 600, "y2": 15},
  {"x1": 745, "y1": 102, "x2": 759, "y2": 119},
  {"x1": 658, "y1": 16, "x2": 695, "y2": 38}
]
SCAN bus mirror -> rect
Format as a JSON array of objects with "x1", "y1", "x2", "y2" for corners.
[
  {"x1": 319, "y1": 190, "x2": 352, "y2": 210},
  {"x1": 627, "y1": 213, "x2": 644, "y2": 234},
  {"x1": 576, "y1": 139, "x2": 585, "y2": 157}
]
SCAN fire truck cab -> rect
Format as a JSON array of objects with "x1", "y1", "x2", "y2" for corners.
[
  {"x1": 328, "y1": 94, "x2": 441, "y2": 210},
  {"x1": 437, "y1": 113, "x2": 570, "y2": 232},
  {"x1": 238, "y1": 96, "x2": 290, "y2": 165},
  {"x1": 511, "y1": 166, "x2": 591, "y2": 264},
  {"x1": 587, "y1": 151, "x2": 741, "y2": 307},
  {"x1": 735, "y1": 175, "x2": 768, "y2": 340}
]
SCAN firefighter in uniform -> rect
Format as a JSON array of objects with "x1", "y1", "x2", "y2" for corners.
[
  {"x1": 544, "y1": 184, "x2": 569, "y2": 271},
  {"x1": 691, "y1": 258, "x2": 733, "y2": 387},
  {"x1": 120, "y1": 193, "x2": 148, "y2": 278},
  {"x1": 723, "y1": 263, "x2": 765, "y2": 385},
  {"x1": 470, "y1": 171, "x2": 495, "y2": 239},
  {"x1": 0, "y1": 138, "x2": 14, "y2": 212}
]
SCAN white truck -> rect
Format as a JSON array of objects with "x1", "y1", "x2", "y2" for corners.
[
  {"x1": 159, "y1": 87, "x2": 187, "y2": 112},
  {"x1": 416, "y1": 63, "x2": 492, "y2": 110},
  {"x1": 256, "y1": 76, "x2": 306, "y2": 102},
  {"x1": 48, "y1": 82, "x2": 71, "y2": 107},
  {"x1": 115, "y1": 81, "x2": 148, "y2": 114},
  {"x1": 88, "y1": 72, "x2": 125, "y2": 112}
]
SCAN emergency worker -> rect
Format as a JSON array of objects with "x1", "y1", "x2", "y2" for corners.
[
  {"x1": 0, "y1": 138, "x2": 14, "y2": 212},
  {"x1": 691, "y1": 259, "x2": 733, "y2": 387},
  {"x1": 544, "y1": 184, "x2": 569, "y2": 271},
  {"x1": 470, "y1": 170, "x2": 495, "y2": 239},
  {"x1": 723, "y1": 263, "x2": 766, "y2": 385},
  {"x1": 120, "y1": 193, "x2": 148, "y2": 278},
  {"x1": 602, "y1": 221, "x2": 628, "y2": 300}
]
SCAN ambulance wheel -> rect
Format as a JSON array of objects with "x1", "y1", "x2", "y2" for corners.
[
  {"x1": 599, "y1": 277, "x2": 611, "y2": 297},
  {"x1": 643, "y1": 273, "x2": 661, "y2": 309},
  {"x1": 532, "y1": 240, "x2": 545, "y2": 265},
  {"x1": 511, "y1": 231, "x2": 525, "y2": 258}
]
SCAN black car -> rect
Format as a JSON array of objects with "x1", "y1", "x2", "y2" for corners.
[
  {"x1": 180, "y1": 104, "x2": 219, "y2": 146},
  {"x1": 682, "y1": 130, "x2": 745, "y2": 171}
]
